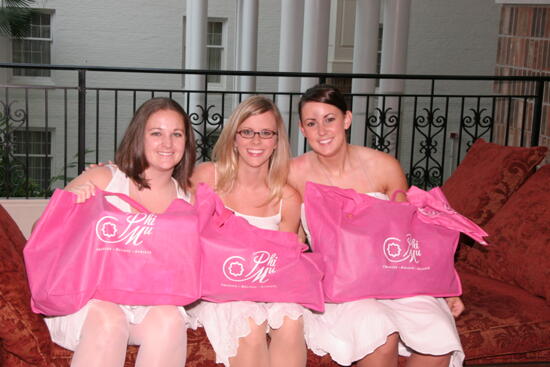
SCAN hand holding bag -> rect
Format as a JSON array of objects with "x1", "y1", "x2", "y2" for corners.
[
  {"x1": 195, "y1": 184, "x2": 325, "y2": 312},
  {"x1": 24, "y1": 188, "x2": 201, "y2": 316},
  {"x1": 304, "y1": 182, "x2": 487, "y2": 302}
]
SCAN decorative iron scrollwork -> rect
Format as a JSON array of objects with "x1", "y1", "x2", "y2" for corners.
[
  {"x1": 189, "y1": 104, "x2": 224, "y2": 161},
  {"x1": 366, "y1": 107, "x2": 400, "y2": 153},
  {"x1": 0, "y1": 101, "x2": 29, "y2": 197},
  {"x1": 461, "y1": 107, "x2": 493, "y2": 150},
  {"x1": 409, "y1": 107, "x2": 447, "y2": 189}
]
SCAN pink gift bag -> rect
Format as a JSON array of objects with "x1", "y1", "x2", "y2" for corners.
[
  {"x1": 195, "y1": 184, "x2": 325, "y2": 312},
  {"x1": 24, "y1": 188, "x2": 201, "y2": 316},
  {"x1": 304, "y1": 182, "x2": 488, "y2": 303}
]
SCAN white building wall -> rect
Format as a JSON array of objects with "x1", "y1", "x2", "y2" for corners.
[{"x1": 0, "y1": 0, "x2": 503, "y2": 195}]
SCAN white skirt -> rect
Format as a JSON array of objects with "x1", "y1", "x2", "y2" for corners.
[
  {"x1": 44, "y1": 299, "x2": 190, "y2": 351},
  {"x1": 303, "y1": 296, "x2": 464, "y2": 367},
  {"x1": 187, "y1": 301, "x2": 305, "y2": 367}
]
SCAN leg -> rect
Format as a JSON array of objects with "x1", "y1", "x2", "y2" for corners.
[
  {"x1": 406, "y1": 352, "x2": 451, "y2": 367},
  {"x1": 129, "y1": 305, "x2": 188, "y2": 367},
  {"x1": 228, "y1": 318, "x2": 269, "y2": 367},
  {"x1": 71, "y1": 300, "x2": 129, "y2": 367},
  {"x1": 268, "y1": 316, "x2": 306, "y2": 367},
  {"x1": 356, "y1": 332, "x2": 399, "y2": 367}
]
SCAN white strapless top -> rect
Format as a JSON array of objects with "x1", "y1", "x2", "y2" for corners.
[
  {"x1": 228, "y1": 199, "x2": 283, "y2": 231},
  {"x1": 301, "y1": 192, "x2": 389, "y2": 248},
  {"x1": 104, "y1": 165, "x2": 190, "y2": 212}
]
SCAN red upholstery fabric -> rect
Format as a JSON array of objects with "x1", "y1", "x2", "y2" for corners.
[
  {"x1": 458, "y1": 164, "x2": 550, "y2": 302},
  {"x1": 456, "y1": 271, "x2": 550, "y2": 364},
  {"x1": 442, "y1": 138, "x2": 547, "y2": 227},
  {"x1": 0, "y1": 205, "x2": 53, "y2": 364}
]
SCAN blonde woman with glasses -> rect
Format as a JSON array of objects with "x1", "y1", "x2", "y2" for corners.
[{"x1": 188, "y1": 96, "x2": 305, "y2": 367}]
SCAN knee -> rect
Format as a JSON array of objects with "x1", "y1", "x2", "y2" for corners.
[
  {"x1": 83, "y1": 301, "x2": 129, "y2": 344},
  {"x1": 239, "y1": 319, "x2": 268, "y2": 349},
  {"x1": 148, "y1": 306, "x2": 187, "y2": 341},
  {"x1": 271, "y1": 317, "x2": 305, "y2": 346},
  {"x1": 374, "y1": 332, "x2": 399, "y2": 356}
]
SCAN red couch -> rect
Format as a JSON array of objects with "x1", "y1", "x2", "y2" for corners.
[
  {"x1": 0, "y1": 138, "x2": 549, "y2": 366},
  {"x1": 442, "y1": 139, "x2": 550, "y2": 365}
]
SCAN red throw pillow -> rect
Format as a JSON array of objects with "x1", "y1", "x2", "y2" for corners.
[
  {"x1": 460, "y1": 165, "x2": 550, "y2": 303},
  {"x1": 442, "y1": 138, "x2": 548, "y2": 227}
]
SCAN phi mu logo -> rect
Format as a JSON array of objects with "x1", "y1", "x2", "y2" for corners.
[
  {"x1": 222, "y1": 251, "x2": 277, "y2": 283},
  {"x1": 95, "y1": 213, "x2": 157, "y2": 246},
  {"x1": 383, "y1": 234, "x2": 421, "y2": 263}
]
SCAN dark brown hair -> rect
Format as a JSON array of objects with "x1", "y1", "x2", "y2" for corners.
[
  {"x1": 115, "y1": 97, "x2": 196, "y2": 192},
  {"x1": 298, "y1": 84, "x2": 348, "y2": 120}
]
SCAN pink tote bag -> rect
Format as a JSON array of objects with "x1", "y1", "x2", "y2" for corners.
[
  {"x1": 195, "y1": 184, "x2": 325, "y2": 312},
  {"x1": 304, "y1": 182, "x2": 487, "y2": 302},
  {"x1": 24, "y1": 188, "x2": 201, "y2": 316}
]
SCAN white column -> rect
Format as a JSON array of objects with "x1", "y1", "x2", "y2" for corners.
[
  {"x1": 299, "y1": 0, "x2": 330, "y2": 154},
  {"x1": 237, "y1": 0, "x2": 259, "y2": 94},
  {"x1": 278, "y1": 0, "x2": 304, "y2": 156},
  {"x1": 378, "y1": 0, "x2": 411, "y2": 154},
  {"x1": 300, "y1": 0, "x2": 331, "y2": 90},
  {"x1": 379, "y1": 0, "x2": 410, "y2": 93},
  {"x1": 351, "y1": 0, "x2": 381, "y2": 146},
  {"x1": 185, "y1": 0, "x2": 207, "y2": 115}
]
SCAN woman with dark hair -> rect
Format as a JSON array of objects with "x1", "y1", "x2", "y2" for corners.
[
  {"x1": 188, "y1": 95, "x2": 305, "y2": 367},
  {"x1": 289, "y1": 84, "x2": 464, "y2": 367},
  {"x1": 44, "y1": 97, "x2": 196, "y2": 367}
]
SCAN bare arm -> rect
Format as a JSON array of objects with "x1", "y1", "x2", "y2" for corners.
[
  {"x1": 64, "y1": 166, "x2": 113, "y2": 203},
  {"x1": 374, "y1": 153, "x2": 408, "y2": 201},
  {"x1": 190, "y1": 162, "x2": 216, "y2": 190},
  {"x1": 278, "y1": 185, "x2": 302, "y2": 234}
]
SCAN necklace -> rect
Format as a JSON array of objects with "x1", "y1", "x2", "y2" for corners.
[
  {"x1": 314, "y1": 145, "x2": 353, "y2": 187},
  {"x1": 316, "y1": 156, "x2": 335, "y2": 186}
]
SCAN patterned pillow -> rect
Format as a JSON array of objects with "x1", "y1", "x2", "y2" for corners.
[
  {"x1": 0, "y1": 205, "x2": 52, "y2": 363},
  {"x1": 442, "y1": 138, "x2": 548, "y2": 227},
  {"x1": 461, "y1": 165, "x2": 550, "y2": 303}
]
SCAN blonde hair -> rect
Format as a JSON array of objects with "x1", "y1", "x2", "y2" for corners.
[{"x1": 212, "y1": 96, "x2": 290, "y2": 202}]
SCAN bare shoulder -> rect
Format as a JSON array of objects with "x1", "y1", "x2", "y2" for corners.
[
  {"x1": 65, "y1": 166, "x2": 112, "y2": 191},
  {"x1": 352, "y1": 145, "x2": 408, "y2": 194},
  {"x1": 289, "y1": 152, "x2": 314, "y2": 192},
  {"x1": 354, "y1": 145, "x2": 402, "y2": 173},
  {"x1": 289, "y1": 154, "x2": 310, "y2": 176},
  {"x1": 190, "y1": 162, "x2": 216, "y2": 188}
]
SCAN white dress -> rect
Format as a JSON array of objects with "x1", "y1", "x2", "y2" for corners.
[
  {"x1": 187, "y1": 204, "x2": 306, "y2": 367},
  {"x1": 301, "y1": 193, "x2": 465, "y2": 367},
  {"x1": 44, "y1": 166, "x2": 192, "y2": 350}
]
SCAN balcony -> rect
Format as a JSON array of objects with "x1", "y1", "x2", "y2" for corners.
[{"x1": 1, "y1": 63, "x2": 548, "y2": 199}]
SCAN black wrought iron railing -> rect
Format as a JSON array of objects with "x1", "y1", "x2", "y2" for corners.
[{"x1": 0, "y1": 63, "x2": 548, "y2": 197}]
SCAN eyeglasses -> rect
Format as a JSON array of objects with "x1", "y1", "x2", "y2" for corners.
[{"x1": 236, "y1": 129, "x2": 278, "y2": 139}]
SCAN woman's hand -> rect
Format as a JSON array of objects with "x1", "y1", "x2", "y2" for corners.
[
  {"x1": 445, "y1": 296, "x2": 465, "y2": 318},
  {"x1": 67, "y1": 181, "x2": 96, "y2": 203}
]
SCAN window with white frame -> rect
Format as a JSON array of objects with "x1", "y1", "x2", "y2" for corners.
[
  {"x1": 206, "y1": 21, "x2": 223, "y2": 83},
  {"x1": 182, "y1": 18, "x2": 225, "y2": 85},
  {"x1": 12, "y1": 129, "x2": 52, "y2": 189},
  {"x1": 12, "y1": 12, "x2": 52, "y2": 77}
]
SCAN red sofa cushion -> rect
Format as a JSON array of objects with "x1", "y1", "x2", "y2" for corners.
[
  {"x1": 0, "y1": 205, "x2": 53, "y2": 364},
  {"x1": 442, "y1": 138, "x2": 547, "y2": 227},
  {"x1": 457, "y1": 271, "x2": 550, "y2": 364},
  {"x1": 458, "y1": 164, "x2": 550, "y2": 303}
]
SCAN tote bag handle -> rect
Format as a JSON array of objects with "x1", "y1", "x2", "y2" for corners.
[{"x1": 96, "y1": 189, "x2": 150, "y2": 213}]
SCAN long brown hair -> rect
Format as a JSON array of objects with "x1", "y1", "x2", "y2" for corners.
[{"x1": 115, "y1": 97, "x2": 196, "y2": 192}]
